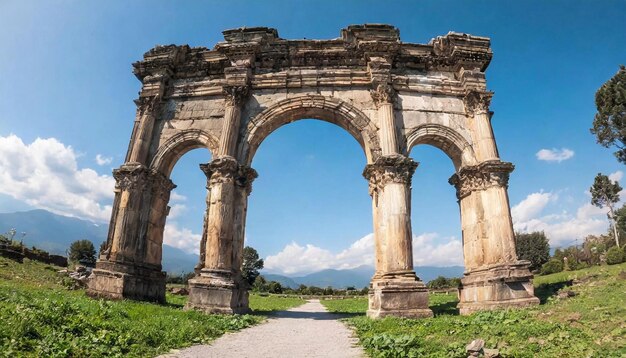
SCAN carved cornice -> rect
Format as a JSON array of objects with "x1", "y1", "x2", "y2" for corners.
[
  {"x1": 133, "y1": 95, "x2": 162, "y2": 117},
  {"x1": 448, "y1": 160, "x2": 514, "y2": 199},
  {"x1": 370, "y1": 83, "x2": 396, "y2": 108},
  {"x1": 223, "y1": 85, "x2": 250, "y2": 107},
  {"x1": 363, "y1": 155, "x2": 418, "y2": 196},
  {"x1": 113, "y1": 164, "x2": 176, "y2": 198},
  {"x1": 463, "y1": 90, "x2": 493, "y2": 117}
]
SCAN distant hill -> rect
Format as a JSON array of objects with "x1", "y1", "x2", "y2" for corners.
[
  {"x1": 0, "y1": 210, "x2": 198, "y2": 274},
  {"x1": 261, "y1": 264, "x2": 464, "y2": 289}
]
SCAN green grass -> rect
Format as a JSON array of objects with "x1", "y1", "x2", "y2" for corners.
[
  {"x1": 0, "y1": 257, "x2": 303, "y2": 357},
  {"x1": 321, "y1": 263, "x2": 626, "y2": 358}
]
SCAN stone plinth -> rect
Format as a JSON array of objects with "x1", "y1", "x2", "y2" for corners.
[
  {"x1": 458, "y1": 261, "x2": 539, "y2": 315},
  {"x1": 185, "y1": 269, "x2": 249, "y2": 314},
  {"x1": 87, "y1": 260, "x2": 166, "y2": 303},
  {"x1": 367, "y1": 273, "x2": 433, "y2": 319}
]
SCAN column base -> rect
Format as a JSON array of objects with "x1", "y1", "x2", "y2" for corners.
[
  {"x1": 458, "y1": 261, "x2": 540, "y2": 315},
  {"x1": 367, "y1": 272, "x2": 433, "y2": 319},
  {"x1": 185, "y1": 269, "x2": 250, "y2": 314},
  {"x1": 86, "y1": 260, "x2": 166, "y2": 303}
]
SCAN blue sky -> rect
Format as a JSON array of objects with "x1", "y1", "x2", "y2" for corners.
[{"x1": 1, "y1": 1, "x2": 625, "y2": 275}]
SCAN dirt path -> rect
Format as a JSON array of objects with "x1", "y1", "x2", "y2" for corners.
[{"x1": 159, "y1": 299, "x2": 365, "y2": 358}]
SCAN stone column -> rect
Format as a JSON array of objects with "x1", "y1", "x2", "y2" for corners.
[
  {"x1": 464, "y1": 90, "x2": 499, "y2": 162},
  {"x1": 449, "y1": 161, "x2": 539, "y2": 314},
  {"x1": 186, "y1": 84, "x2": 252, "y2": 314},
  {"x1": 88, "y1": 164, "x2": 175, "y2": 303},
  {"x1": 364, "y1": 155, "x2": 433, "y2": 319},
  {"x1": 371, "y1": 83, "x2": 398, "y2": 155}
]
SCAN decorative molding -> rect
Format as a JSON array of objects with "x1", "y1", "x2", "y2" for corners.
[
  {"x1": 223, "y1": 85, "x2": 250, "y2": 107},
  {"x1": 133, "y1": 95, "x2": 160, "y2": 116},
  {"x1": 370, "y1": 83, "x2": 395, "y2": 108},
  {"x1": 363, "y1": 155, "x2": 418, "y2": 196},
  {"x1": 463, "y1": 90, "x2": 493, "y2": 117},
  {"x1": 200, "y1": 157, "x2": 257, "y2": 194},
  {"x1": 113, "y1": 164, "x2": 176, "y2": 198},
  {"x1": 448, "y1": 160, "x2": 514, "y2": 199},
  {"x1": 236, "y1": 165, "x2": 258, "y2": 195}
]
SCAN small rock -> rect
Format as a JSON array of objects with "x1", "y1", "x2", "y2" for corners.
[
  {"x1": 171, "y1": 287, "x2": 189, "y2": 295},
  {"x1": 557, "y1": 290, "x2": 577, "y2": 299},
  {"x1": 466, "y1": 339, "x2": 484, "y2": 355},
  {"x1": 484, "y1": 348, "x2": 500, "y2": 358}
]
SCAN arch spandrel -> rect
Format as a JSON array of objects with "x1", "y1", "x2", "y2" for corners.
[{"x1": 239, "y1": 94, "x2": 381, "y2": 165}]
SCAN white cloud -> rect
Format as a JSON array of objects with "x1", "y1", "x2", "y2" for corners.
[
  {"x1": 512, "y1": 191, "x2": 609, "y2": 247},
  {"x1": 170, "y1": 191, "x2": 187, "y2": 202},
  {"x1": 168, "y1": 204, "x2": 187, "y2": 219},
  {"x1": 163, "y1": 222, "x2": 201, "y2": 254},
  {"x1": 609, "y1": 170, "x2": 623, "y2": 183},
  {"x1": 95, "y1": 154, "x2": 112, "y2": 166},
  {"x1": 511, "y1": 192, "x2": 556, "y2": 222},
  {"x1": 536, "y1": 148, "x2": 574, "y2": 162},
  {"x1": 264, "y1": 232, "x2": 463, "y2": 276},
  {"x1": 0, "y1": 134, "x2": 114, "y2": 222}
]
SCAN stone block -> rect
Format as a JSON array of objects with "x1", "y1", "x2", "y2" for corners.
[{"x1": 367, "y1": 276, "x2": 433, "y2": 319}]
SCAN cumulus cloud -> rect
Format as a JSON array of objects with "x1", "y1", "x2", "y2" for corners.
[
  {"x1": 170, "y1": 191, "x2": 187, "y2": 202},
  {"x1": 0, "y1": 134, "x2": 114, "y2": 222},
  {"x1": 168, "y1": 204, "x2": 187, "y2": 220},
  {"x1": 536, "y1": 148, "x2": 574, "y2": 162},
  {"x1": 512, "y1": 191, "x2": 609, "y2": 247},
  {"x1": 163, "y1": 222, "x2": 201, "y2": 254},
  {"x1": 264, "y1": 232, "x2": 463, "y2": 276},
  {"x1": 608, "y1": 170, "x2": 623, "y2": 183},
  {"x1": 95, "y1": 154, "x2": 112, "y2": 166}
]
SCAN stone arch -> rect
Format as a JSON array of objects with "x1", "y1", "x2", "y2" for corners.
[
  {"x1": 241, "y1": 95, "x2": 380, "y2": 165},
  {"x1": 150, "y1": 129, "x2": 219, "y2": 176},
  {"x1": 406, "y1": 124, "x2": 477, "y2": 170}
]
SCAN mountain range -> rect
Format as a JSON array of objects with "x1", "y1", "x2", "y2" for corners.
[{"x1": 0, "y1": 209, "x2": 464, "y2": 286}]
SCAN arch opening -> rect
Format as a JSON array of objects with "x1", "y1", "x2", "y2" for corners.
[
  {"x1": 241, "y1": 95, "x2": 379, "y2": 165},
  {"x1": 405, "y1": 124, "x2": 476, "y2": 170},
  {"x1": 151, "y1": 129, "x2": 219, "y2": 177}
]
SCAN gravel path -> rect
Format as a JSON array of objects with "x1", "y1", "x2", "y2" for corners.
[{"x1": 159, "y1": 299, "x2": 365, "y2": 358}]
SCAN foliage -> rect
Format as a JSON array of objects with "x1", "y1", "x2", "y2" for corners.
[
  {"x1": 590, "y1": 173, "x2": 622, "y2": 247},
  {"x1": 241, "y1": 246, "x2": 264, "y2": 286},
  {"x1": 267, "y1": 281, "x2": 283, "y2": 294},
  {"x1": 323, "y1": 263, "x2": 626, "y2": 357},
  {"x1": 426, "y1": 276, "x2": 461, "y2": 289},
  {"x1": 590, "y1": 65, "x2": 626, "y2": 164},
  {"x1": 67, "y1": 239, "x2": 96, "y2": 267},
  {"x1": 541, "y1": 259, "x2": 564, "y2": 275},
  {"x1": 515, "y1": 231, "x2": 550, "y2": 271},
  {"x1": 606, "y1": 246, "x2": 625, "y2": 265},
  {"x1": 165, "y1": 272, "x2": 196, "y2": 284}
]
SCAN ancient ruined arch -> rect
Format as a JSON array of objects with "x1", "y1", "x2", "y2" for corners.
[
  {"x1": 88, "y1": 24, "x2": 539, "y2": 318},
  {"x1": 241, "y1": 95, "x2": 380, "y2": 165}
]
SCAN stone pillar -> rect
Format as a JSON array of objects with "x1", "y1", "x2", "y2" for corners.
[
  {"x1": 449, "y1": 161, "x2": 539, "y2": 314},
  {"x1": 464, "y1": 90, "x2": 499, "y2": 162},
  {"x1": 371, "y1": 83, "x2": 398, "y2": 155},
  {"x1": 364, "y1": 155, "x2": 433, "y2": 319},
  {"x1": 88, "y1": 164, "x2": 175, "y2": 303},
  {"x1": 185, "y1": 81, "x2": 252, "y2": 314}
]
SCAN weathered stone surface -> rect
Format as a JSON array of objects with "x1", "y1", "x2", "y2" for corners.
[{"x1": 89, "y1": 24, "x2": 538, "y2": 318}]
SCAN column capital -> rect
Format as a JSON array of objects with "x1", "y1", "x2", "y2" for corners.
[
  {"x1": 113, "y1": 164, "x2": 176, "y2": 197},
  {"x1": 463, "y1": 90, "x2": 493, "y2": 117},
  {"x1": 363, "y1": 155, "x2": 418, "y2": 195},
  {"x1": 370, "y1": 83, "x2": 396, "y2": 108},
  {"x1": 448, "y1": 160, "x2": 514, "y2": 199},
  {"x1": 200, "y1": 156, "x2": 240, "y2": 185},
  {"x1": 133, "y1": 95, "x2": 161, "y2": 116},
  {"x1": 222, "y1": 85, "x2": 250, "y2": 107},
  {"x1": 236, "y1": 165, "x2": 258, "y2": 195}
]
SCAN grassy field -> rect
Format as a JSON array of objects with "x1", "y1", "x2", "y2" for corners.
[
  {"x1": 322, "y1": 263, "x2": 626, "y2": 358},
  {"x1": 0, "y1": 257, "x2": 304, "y2": 357}
]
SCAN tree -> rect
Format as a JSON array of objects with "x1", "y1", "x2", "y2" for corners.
[
  {"x1": 514, "y1": 231, "x2": 550, "y2": 271},
  {"x1": 68, "y1": 239, "x2": 96, "y2": 267},
  {"x1": 241, "y1": 246, "x2": 264, "y2": 286},
  {"x1": 606, "y1": 246, "x2": 626, "y2": 265},
  {"x1": 541, "y1": 259, "x2": 564, "y2": 275},
  {"x1": 590, "y1": 65, "x2": 626, "y2": 163},
  {"x1": 590, "y1": 173, "x2": 623, "y2": 247},
  {"x1": 267, "y1": 281, "x2": 283, "y2": 294}
]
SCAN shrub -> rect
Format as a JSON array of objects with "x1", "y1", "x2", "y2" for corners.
[
  {"x1": 515, "y1": 231, "x2": 550, "y2": 271},
  {"x1": 67, "y1": 240, "x2": 96, "y2": 267},
  {"x1": 541, "y1": 259, "x2": 564, "y2": 275},
  {"x1": 606, "y1": 246, "x2": 625, "y2": 265}
]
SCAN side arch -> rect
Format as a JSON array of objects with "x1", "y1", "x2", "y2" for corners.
[
  {"x1": 150, "y1": 129, "x2": 219, "y2": 176},
  {"x1": 240, "y1": 95, "x2": 380, "y2": 165},
  {"x1": 406, "y1": 124, "x2": 477, "y2": 169}
]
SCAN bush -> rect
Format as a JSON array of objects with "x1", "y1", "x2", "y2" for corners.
[
  {"x1": 67, "y1": 240, "x2": 96, "y2": 267},
  {"x1": 541, "y1": 259, "x2": 564, "y2": 275},
  {"x1": 515, "y1": 231, "x2": 550, "y2": 271},
  {"x1": 606, "y1": 246, "x2": 625, "y2": 265}
]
